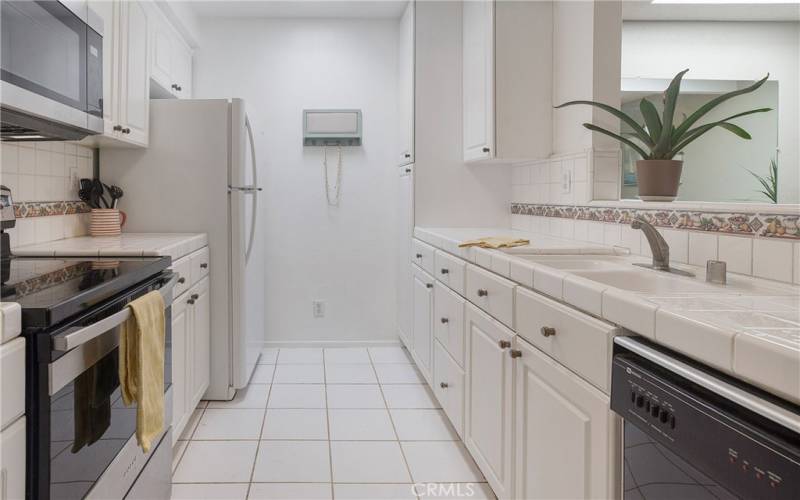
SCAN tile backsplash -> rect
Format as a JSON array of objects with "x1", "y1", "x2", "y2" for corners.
[
  {"x1": 511, "y1": 149, "x2": 800, "y2": 285},
  {"x1": 1, "y1": 141, "x2": 94, "y2": 248}
]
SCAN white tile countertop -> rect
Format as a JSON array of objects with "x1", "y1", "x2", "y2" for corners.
[
  {"x1": 415, "y1": 227, "x2": 800, "y2": 405},
  {"x1": 12, "y1": 233, "x2": 208, "y2": 261}
]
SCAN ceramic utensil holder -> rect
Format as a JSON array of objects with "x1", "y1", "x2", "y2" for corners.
[{"x1": 90, "y1": 209, "x2": 126, "y2": 236}]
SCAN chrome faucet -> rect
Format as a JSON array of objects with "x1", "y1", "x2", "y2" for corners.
[{"x1": 631, "y1": 218, "x2": 695, "y2": 277}]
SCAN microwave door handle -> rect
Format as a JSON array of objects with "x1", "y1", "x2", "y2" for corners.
[{"x1": 52, "y1": 274, "x2": 179, "y2": 352}]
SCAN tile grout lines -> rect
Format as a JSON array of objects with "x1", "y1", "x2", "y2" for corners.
[
  {"x1": 323, "y1": 348, "x2": 335, "y2": 499},
  {"x1": 246, "y1": 348, "x2": 278, "y2": 498}
]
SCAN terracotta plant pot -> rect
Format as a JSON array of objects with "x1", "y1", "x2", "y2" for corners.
[{"x1": 636, "y1": 160, "x2": 683, "y2": 202}]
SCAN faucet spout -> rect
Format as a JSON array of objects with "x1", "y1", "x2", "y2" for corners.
[{"x1": 632, "y1": 218, "x2": 671, "y2": 271}]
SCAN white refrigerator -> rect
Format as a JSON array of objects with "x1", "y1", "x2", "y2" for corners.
[{"x1": 103, "y1": 98, "x2": 264, "y2": 400}]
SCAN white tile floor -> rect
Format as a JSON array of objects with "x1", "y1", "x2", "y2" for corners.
[{"x1": 171, "y1": 346, "x2": 494, "y2": 500}]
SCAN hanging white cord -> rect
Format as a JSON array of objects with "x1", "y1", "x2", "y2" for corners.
[{"x1": 323, "y1": 144, "x2": 343, "y2": 206}]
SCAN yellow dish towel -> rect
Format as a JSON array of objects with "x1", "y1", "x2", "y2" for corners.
[
  {"x1": 118, "y1": 290, "x2": 165, "y2": 453},
  {"x1": 459, "y1": 236, "x2": 530, "y2": 249}
]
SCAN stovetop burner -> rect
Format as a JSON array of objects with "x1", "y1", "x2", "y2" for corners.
[{"x1": 2, "y1": 256, "x2": 170, "y2": 328}]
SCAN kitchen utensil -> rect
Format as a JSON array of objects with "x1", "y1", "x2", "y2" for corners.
[
  {"x1": 104, "y1": 183, "x2": 124, "y2": 209},
  {"x1": 91, "y1": 179, "x2": 110, "y2": 209},
  {"x1": 79, "y1": 178, "x2": 94, "y2": 207}
]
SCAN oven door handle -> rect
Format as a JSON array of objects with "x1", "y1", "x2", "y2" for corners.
[{"x1": 51, "y1": 273, "x2": 178, "y2": 352}]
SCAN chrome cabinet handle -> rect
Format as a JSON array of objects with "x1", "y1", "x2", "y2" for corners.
[
  {"x1": 509, "y1": 350, "x2": 522, "y2": 359},
  {"x1": 200, "y1": 263, "x2": 208, "y2": 269},
  {"x1": 477, "y1": 289, "x2": 488, "y2": 297},
  {"x1": 440, "y1": 317, "x2": 449, "y2": 324},
  {"x1": 440, "y1": 268, "x2": 449, "y2": 275},
  {"x1": 498, "y1": 340, "x2": 511, "y2": 349},
  {"x1": 440, "y1": 382, "x2": 449, "y2": 389},
  {"x1": 426, "y1": 283, "x2": 433, "y2": 289},
  {"x1": 540, "y1": 326, "x2": 556, "y2": 338}
]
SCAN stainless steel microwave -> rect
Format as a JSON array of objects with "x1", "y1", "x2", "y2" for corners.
[{"x1": 1, "y1": 0, "x2": 104, "y2": 141}]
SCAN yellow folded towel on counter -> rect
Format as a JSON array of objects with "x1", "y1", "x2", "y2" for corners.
[
  {"x1": 118, "y1": 290, "x2": 165, "y2": 453},
  {"x1": 459, "y1": 237, "x2": 530, "y2": 249}
]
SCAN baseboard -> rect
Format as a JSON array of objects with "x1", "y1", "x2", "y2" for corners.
[{"x1": 260, "y1": 339, "x2": 403, "y2": 349}]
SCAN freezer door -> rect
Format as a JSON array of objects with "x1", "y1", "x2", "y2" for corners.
[{"x1": 229, "y1": 99, "x2": 264, "y2": 390}]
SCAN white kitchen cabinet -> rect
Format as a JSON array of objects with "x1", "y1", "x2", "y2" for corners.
[
  {"x1": 171, "y1": 274, "x2": 211, "y2": 443},
  {"x1": 412, "y1": 264, "x2": 435, "y2": 384},
  {"x1": 462, "y1": 0, "x2": 552, "y2": 163},
  {"x1": 150, "y1": 7, "x2": 193, "y2": 99},
  {"x1": 464, "y1": 303, "x2": 515, "y2": 499},
  {"x1": 86, "y1": 0, "x2": 149, "y2": 147},
  {"x1": 0, "y1": 417, "x2": 25, "y2": 500},
  {"x1": 397, "y1": 167, "x2": 414, "y2": 348},
  {"x1": 396, "y1": 0, "x2": 414, "y2": 166},
  {"x1": 513, "y1": 337, "x2": 621, "y2": 500},
  {"x1": 433, "y1": 340, "x2": 465, "y2": 438}
]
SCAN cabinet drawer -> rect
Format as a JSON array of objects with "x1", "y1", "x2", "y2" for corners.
[
  {"x1": 0, "y1": 417, "x2": 25, "y2": 500},
  {"x1": 434, "y1": 283, "x2": 465, "y2": 367},
  {"x1": 1, "y1": 338, "x2": 25, "y2": 430},
  {"x1": 171, "y1": 255, "x2": 192, "y2": 297},
  {"x1": 434, "y1": 250, "x2": 466, "y2": 296},
  {"x1": 434, "y1": 340, "x2": 465, "y2": 439},
  {"x1": 515, "y1": 287, "x2": 618, "y2": 393},
  {"x1": 465, "y1": 264, "x2": 515, "y2": 328},
  {"x1": 412, "y1": 239, "x2": 436, "y2": 275},
  {"x1": 190, "y1": 247, "x2": 210, "y2": 284}
]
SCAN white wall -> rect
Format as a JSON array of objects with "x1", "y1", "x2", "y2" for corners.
[
  {"x1": 622, "y1": 21, "x2": 800, "y2": 204},
  {"x1": 413, "y1": 0, "x2": 510, "y2": 228},
  {"x1": 194, "y1": 18, "x2": 399, "y2": 344}
]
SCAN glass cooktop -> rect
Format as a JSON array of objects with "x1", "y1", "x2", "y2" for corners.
[{"x1": 1, "y1": 256, "x2": 170, "y2": 328}]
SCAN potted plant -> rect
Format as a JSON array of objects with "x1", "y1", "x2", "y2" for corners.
[{"x1": 556, "y1": 69, "x2": 771, "y2": 201}]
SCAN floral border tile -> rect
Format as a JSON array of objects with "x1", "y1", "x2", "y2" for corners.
[
  {"x1": 13, "y1": 201, "x2": 91, "y2": 218},
  {"x1": 510, "y1": 203, "x2": 800, "y2": 240}
]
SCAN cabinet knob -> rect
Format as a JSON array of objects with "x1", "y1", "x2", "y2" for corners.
[
  {"x1": 171, "y1": 83, "x2": 178, "y2": 90},
  {"x1": 191, "y1": 293, "x2": 199, "y2": 300},
  {"x1": 177, "y1": 277, "x2": 186, "y2": 284},
  {"x1": 177, "y1": 85, "x2": 183, "y2": 91},
  {"x1": 426, "y1": 283, "x2": 433, "y2": 289},
  {"x1": 440, "y1": 382, "x2": 449, "y2": 389},
  {"x1": 440, "y1": 268, "x2": 449, "y2": 275},
  {"x1": 200, "y1": 263, "x2": 208, "y2": 269},
  {"x1": 404, "y1": 168, "x2": 412, "y2": 173},
  {"x1": 415, "y1": 253, "x2": 423, "y2": 259},
  {"x1": 482, "y1": 147, "x2": 490, "y2": 153},
  {"x1": 122, "y1": 127, "x2": 131, "y2": 134},
  {"x1": 187, "y1": 298, "x2": 196, "y2": 305},
  {"x1": 498, "y1": 340, "x2": 511, "y2": 349},
  {"x1": 509, "y1": 349, "x2": 522, "y2": 359},
  {"x1": 404, "y1": 153, "x2": 411, "y2": 158},
  {"x1": 540, "y1": 326, "x2": 556, "y2": 338},
  {"x1": 440, "y1": 317, "x2": 449, "y2": 324},
  {"x1": 113, "y1": 124, "x2": 122, "y2": 131},
  {"x1": 477, "y1": 289, "x2": 488, "y2": 297}
]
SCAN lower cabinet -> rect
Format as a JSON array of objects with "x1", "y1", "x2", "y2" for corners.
[
  {"x1": 433, "y1": 340, "x2": 465, "y2": 438},
  {"x1": 412, "y1": 264, "x2": 435, "y2": 384},
  {"x1": 464, "y1": 304, "x2": 515, "y2": 499},
  {"x1": 171, "y1": 276, "x2": 211, "y2": 443},
  {"x1": 513, "y1": 337, "x2": 621, "y2": 500},
  {"x1": 0, "y1": 417, "x2": 25, "y2": 500}
]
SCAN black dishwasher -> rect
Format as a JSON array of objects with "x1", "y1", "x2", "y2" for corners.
[{"x1": 611, "y1": 337, "x2": 800, "y2": 500}]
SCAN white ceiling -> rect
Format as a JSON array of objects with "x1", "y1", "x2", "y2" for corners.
[
  {"x1": 182, "y1": 0, "x2": 408, "y2": 19},
  {"x1": 623, "y1": 1, "x2": 800, "y2": 21}
]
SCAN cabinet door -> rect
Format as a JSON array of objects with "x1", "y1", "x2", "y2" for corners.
[
  {"x1": 150, "y1": 14, "x2": 173, "y2": 93},
  {"x1": 397, "y1": 171, "x2": 413, "y2": 348},
  {"x1": 0, "y1": 417, "x2": 25, "y2": 500},
  {"x1": 464, "y1": 303, "x2": 514, "y2": 499},
  {"x1": 412, "y1": 265, "x2": 434, "y2": 383},
  {"x1": 514, "y1": 338, "x2": 621, "y2": 500},
  {"x1": 462, "y1": 0, "x2": 494, "y2": 162},
  {"x1": 190, "y1": 278, "x2": 211, "y2": 405},
  {"x1": 172, "y1": 38, "x2": 193, "y2": 99},
  {"x1": 89, "y1": 0, "x2": 120, "y2": 137},
  {"x1": 433, "y1": 340, "x2": 465, "y2": 438},
  {"x1": 397, "y1": 0, "x2": 414, "y2": 166},
  {"x1": 170, "y1": 295, "x2": 188, "y2": 443},
  {"x1": 119, "y1": 0, "x2": 149, "y2": 146}
]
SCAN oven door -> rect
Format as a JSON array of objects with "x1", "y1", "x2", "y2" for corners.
[
  {"x1": 28, "y1": 273, "x2": 176, "y2": 500},
  {"x1": 1, "y1": 0, "x2": 103, "y2": 138}
]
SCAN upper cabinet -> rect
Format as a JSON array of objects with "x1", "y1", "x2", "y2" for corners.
[
  {"x1": 86, "y1": 0, "x2": 149, "y2": 148},
  {"x1": 396, "y1": 1, "x2": 415, "y2": 167},
  {"x1": 462, "y1": 0, "x2": 553, "y2": 163},
  {"x1": 150, "y1": 7, "x2": 193, "y2": 99}
]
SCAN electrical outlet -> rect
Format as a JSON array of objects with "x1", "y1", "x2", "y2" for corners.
[
  {"x1": 69, "y1": 167, "x2": 80, "y2": 196},
  {"x1": 561, "y1": 169, "x2": 572, "y2": 194},
  {"x1": 312, "y1": 300, "x2": 325, "y2": 318}
]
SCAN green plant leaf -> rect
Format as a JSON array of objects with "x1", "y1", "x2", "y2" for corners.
[
  {"x1": 683, "y1": 108, "x2": 771, "y2": 137},
  {"x1": 668, "y1": 107, "x2": 772, "y2": 157},
  {"x1": 555, "y1": 100, "x2": 654, "y2": 147},
  {"x1": 718, "y1": 123, "x2": 751, "y2": 139},
  {"x1": 652, "y1": 69, "x2": 690, "y2": 158},
  {"x1": 582, "y1": 123, "x2": 649, "y2": 159},
  {"x1": 672, "y1": 74, "x2": 770, "y2": 142},
  {"x1": 639, "y1": 98, "x2": 662, "y2": 142}
]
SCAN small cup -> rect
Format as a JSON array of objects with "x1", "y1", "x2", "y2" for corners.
[{"x1": 89, "y1": 208, "x2": 127, "y2": 237}]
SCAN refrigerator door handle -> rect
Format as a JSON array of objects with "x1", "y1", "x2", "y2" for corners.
[{"x1": 244, "y1": 115, "x2": 259, "y2": 263}]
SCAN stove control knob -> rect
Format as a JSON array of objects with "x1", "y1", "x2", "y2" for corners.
[
  {"x1": 651, "y1": 404, "x2": 660, "y2": 418},
  {"x1": 635, "y1": 395, "x2": 644, "y2": 408},
  {"x1": 659, "y1": 409, "x2": 669, "y2": 424}
]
